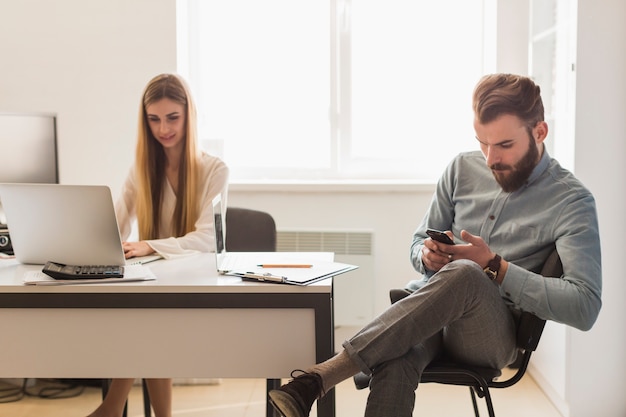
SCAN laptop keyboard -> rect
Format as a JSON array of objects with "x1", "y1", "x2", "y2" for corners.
[{"x1": 42, "y1": 261, "x2": 124, "y2": 280}]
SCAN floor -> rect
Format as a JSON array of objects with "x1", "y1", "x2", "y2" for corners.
[{"x1": 0, "y1": 326, "x2": 563, "y2": 417}]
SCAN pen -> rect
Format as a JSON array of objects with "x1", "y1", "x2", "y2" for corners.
[{"x1": 257, "y1": 264, "x2": 313, "y2": 268}]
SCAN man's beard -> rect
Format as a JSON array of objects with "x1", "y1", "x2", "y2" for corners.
[{"x1": 490, "y1": 138, "x2": 539, "y2": 193}]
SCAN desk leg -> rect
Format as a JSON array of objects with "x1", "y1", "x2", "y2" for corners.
[
  {"x1": 317, "y1": 389, "x2": 336, "y2": 417},
  {"x1": 314, "y1": 288, "x2": 336, "y2": 417},
  {"x1": 266, "y1": 378, "x2": 281, "y2": 417}
]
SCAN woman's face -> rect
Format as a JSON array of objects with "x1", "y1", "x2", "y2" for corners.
[{"x1": 145, "y1": 98, "x2": 186, "y2": 151}]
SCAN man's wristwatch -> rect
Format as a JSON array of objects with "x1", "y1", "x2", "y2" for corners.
[{"x1": 484, "y1": 254, "x2": 502, "y2": 281}]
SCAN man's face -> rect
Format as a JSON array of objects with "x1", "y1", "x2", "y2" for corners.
[{"x1": 474, "y1": 114, "x2": 546, "y2": 193}]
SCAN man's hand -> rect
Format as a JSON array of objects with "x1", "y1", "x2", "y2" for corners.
[
  {"x1": 422, "y1": 230, "x2": 496, "y2": 271},
  {"x1": 422, "y1": 230, "x2": 456, "y2": 272},
  {"x1": 456, "y1": 230, "x2": 496, "y2": 268},
  {"x1": 122, "y1": 241, "x2": 156, "y2": 259}
]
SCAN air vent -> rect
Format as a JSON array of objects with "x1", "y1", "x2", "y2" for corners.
[{"x1": 277, "y1": 231, "x2": 372, "y2": 255}]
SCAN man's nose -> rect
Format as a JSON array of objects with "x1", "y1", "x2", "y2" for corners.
[{"x1": 485, "y1": 146, "x2": 500, "y2": 167}]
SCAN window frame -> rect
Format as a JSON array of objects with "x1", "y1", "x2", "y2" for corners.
[{"x1": 177, "y1": 0, "x2": 494, "y2": 183}]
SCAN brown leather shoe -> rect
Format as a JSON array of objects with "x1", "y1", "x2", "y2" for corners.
[{"x1": 268, "y1": 370, "x2": 324, "y2": 417}]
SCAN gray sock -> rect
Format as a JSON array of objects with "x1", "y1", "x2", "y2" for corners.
[{"x1": 308, "y1": 350, "x2": 361, "y2": 393}]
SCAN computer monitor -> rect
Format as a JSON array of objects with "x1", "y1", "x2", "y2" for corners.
[
  {"x1": 0, "y1": 112, "x2": 58, "y2": 253},
  {"x1": 0, "y1": 112, "x2": 58, "y2": 185}
]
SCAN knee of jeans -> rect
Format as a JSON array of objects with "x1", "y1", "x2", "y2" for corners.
[
  {"x1": 433, "y1": 260, "x2": 492, "y2": 289},
  {"x1": 440, "y1": 259, "x2": 483, "y2": 278}
]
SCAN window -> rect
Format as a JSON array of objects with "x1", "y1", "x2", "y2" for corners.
[
  {"x1": 178, "y1": 0, "x2": 491, "y2": 182},
  {"x1": 529, "y1": 0, "x2": 576, "y2": 171}
]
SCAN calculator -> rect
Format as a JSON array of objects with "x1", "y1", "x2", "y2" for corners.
[{"x1": 42, "y1": 261, "x2": 124, "y2": 280}]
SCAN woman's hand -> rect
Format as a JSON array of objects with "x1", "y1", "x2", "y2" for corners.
[{"x1": 122, "y1": 241, "x2": 156, "y2": 259}]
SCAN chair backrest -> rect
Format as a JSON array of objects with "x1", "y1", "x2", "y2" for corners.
[
  {"x1": 515, "y1": 249, "x2": 562, "y2": 351},
  {"x1": 225, "y1": 207, "x2": 277, "y2": 252},
  {"x1": 540, "y1": 248, "x2": 563, "y2": 278}
]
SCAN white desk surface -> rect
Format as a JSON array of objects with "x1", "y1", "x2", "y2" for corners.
[{"x1": 0, "y1": 252, "x2": 333, "y2": 293}]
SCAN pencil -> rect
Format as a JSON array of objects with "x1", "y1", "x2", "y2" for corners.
[{"x1": 257, "y1": 264, "x2": 313, "y2": 268}]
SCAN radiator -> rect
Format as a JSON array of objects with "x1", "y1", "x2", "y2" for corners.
[{"x1": 277, "y1": 230, "x2": 375, "y2": 326}]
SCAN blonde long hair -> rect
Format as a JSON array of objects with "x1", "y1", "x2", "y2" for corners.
[{"x1": 135, "y1": 73, "x2": 200, "y2": 240}]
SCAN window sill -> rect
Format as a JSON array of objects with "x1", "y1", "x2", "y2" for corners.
[{"x1": 228, "y1": 179, "x2": 436, "y2": 193}]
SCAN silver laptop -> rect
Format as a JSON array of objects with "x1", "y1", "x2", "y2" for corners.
[
  {"x1": 212, "y1": 193, "x2": 261, "y2": 274},
  {"x1": 0, "y1": 183, "x2": 158, "y2": 266}
]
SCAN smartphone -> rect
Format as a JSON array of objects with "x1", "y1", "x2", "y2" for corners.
[{"x1": 426, "y1": 229, "x2": 455, "y2": 245}]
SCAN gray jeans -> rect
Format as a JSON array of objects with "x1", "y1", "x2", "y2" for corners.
[{"x1": 343, "y1": 260, "x2": 518, "y2": 417}]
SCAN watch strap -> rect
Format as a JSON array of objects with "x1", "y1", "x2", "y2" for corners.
[{"x1": 484, "y1": 254, "x2": 502, "y2": 281}]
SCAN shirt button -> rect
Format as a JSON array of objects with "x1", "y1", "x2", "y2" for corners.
[
  {"x1": 505, "y1": 292, "x2": 511, "y2": 297},
  {"x1": 489, "y1": 215, "x2": 495, "y2": 220}
]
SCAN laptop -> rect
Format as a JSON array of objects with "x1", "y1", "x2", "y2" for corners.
[
  {"x1": 0, "y1": 183, "x2": 160, "y2": 266},
  {"x1": 212, "y1": 193, "x2": 263, "y2": 274},
  {"x1": 212, "y1": 194, "x2": 358, "y2": 285}
]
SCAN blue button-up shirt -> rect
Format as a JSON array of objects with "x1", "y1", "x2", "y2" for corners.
[{"x1": 410, "y1": 150, "x2": 602, "y2": 331}]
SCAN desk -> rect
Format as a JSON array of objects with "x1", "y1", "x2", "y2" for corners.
[{"x1": 0, "y1": 253, "x2": 336, "y2": 417}]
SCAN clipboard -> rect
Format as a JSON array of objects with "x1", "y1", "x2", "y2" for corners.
[{"x1": 227, "y1": 261, "x2": 358, "y2": 286}]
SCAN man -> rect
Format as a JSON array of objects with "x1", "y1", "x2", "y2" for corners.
[{"x1": 268, "y1": 73, "x2": 602, "y2": 417}]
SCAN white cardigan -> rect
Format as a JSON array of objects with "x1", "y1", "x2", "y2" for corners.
[{"x1": 115, "y1": 152, "x2": 229, "y2": 258}]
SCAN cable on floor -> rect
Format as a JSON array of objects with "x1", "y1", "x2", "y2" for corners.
[
  {"x1": 0, "y1": 378, "x2": 89, "y2": 403},
  {"x1": 0, "y1": 378, "x2": 27, "y2": 403},
  {"x1": 24, "y1": 378, "x2": 86, "y2": 399}
]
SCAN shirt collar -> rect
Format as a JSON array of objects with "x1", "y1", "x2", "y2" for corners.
[{"x1": 525, "y1": 148, "x2": 551, "y2": 187}]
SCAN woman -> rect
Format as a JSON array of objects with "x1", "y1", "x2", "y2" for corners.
[{"x1": 87, "y1": 74, "x2": 229, "y2": 417}]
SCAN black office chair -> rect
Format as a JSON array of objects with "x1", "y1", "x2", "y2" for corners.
[
  {"x1": 104, "y1": 206, "x2": 278, "y2": 417},
  {"x1": 353, "y1": 249, "x2": 562, "y2": 417},
  {"x1": 225, "y1": 207, "x2": 277, "y2": 252}
]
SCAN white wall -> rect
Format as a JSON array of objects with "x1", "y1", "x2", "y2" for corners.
[
  {"x1": 1, "y1": 1, "x2": 624, "y2": 415},
  {"x1": 0, "y1": 0, "x2": 177, "y2": 197},
  {"x1": 565, "y1": 1, "x2": 626, "y2": 416}
]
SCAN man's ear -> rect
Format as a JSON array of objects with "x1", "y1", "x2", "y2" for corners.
[{"x1": 534, "y1": 121, "x2": 549, "y2": 144}]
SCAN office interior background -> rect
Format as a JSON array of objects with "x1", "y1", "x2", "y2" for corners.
[{"x1": 0, "y1": 1, "x2": 624, "y2": 416}]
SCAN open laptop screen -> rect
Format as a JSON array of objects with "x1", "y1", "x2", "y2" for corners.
[{"x1": 0, "y1": 183, "x2": 126, "y2": 265}]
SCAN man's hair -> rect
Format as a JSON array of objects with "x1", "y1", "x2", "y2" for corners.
[{"x1": 472, "y1": 74, "x2": 544, "y2": 131}]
